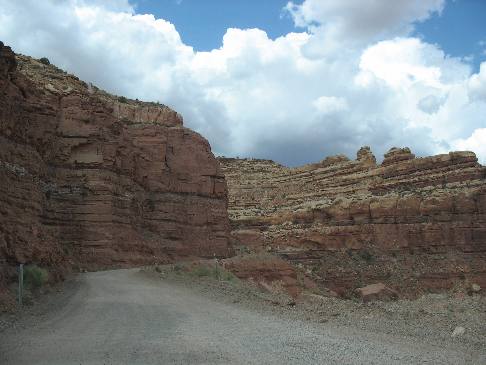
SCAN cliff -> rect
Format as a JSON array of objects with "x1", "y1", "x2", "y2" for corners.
[
  {"x1": 0, "y1": 42, "x2": 231, "y2": 297},
  {"x1": 219, "y1": 146, "x2": 486, "y2": 297}
]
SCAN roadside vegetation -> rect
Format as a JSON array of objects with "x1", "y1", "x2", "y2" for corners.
[
  {"x1": 23, "y1": 265, "x2": 49, "y2": 291},
  {"x1": 189, "y1": 263, "x2": 237, "y2": 281},
  {"x1": 154, "y1": 261, "x2": 238, "y2": 282}
]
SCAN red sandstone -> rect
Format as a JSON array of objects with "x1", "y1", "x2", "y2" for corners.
[{"x1": 0, "y1": 42, "x2": 231, "y2": 302}]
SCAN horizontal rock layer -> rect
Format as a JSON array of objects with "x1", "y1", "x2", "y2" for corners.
[
  {"x1": 0, "y1": 42, "x2": 231, "y2": 292},
  {"x1": 219, "y1": 146, "x2": 486, "y2": 297}
]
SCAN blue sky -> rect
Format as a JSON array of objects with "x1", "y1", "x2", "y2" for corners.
[
  {"x1": 1, "y1": 0, "x2": 485, "y2": 165},
  {"x1": 134, "y1": 0, "x2": 298, "y2": 50},
  {"x1": 415, "y1": 0, "x2": 486, "y2": 71},
  {"x1": 134, "y1": 0, "x2": 486, "y2": 71}
]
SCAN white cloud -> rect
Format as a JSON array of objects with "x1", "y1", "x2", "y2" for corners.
[
  {"x1": 359, "y1": 38, "x2": 443, "y2": 89},
  {"x1": 468, "y1": 62, "x2": 486, "y2": 101},
  {"x1": 285, "y1": 0, "x2": 444, "y2": 42},
  {"x1": 0, "y1": 0, "x2": 485, "y2": 166},
  {"x1": 313, "y1": 96, "x2": 348, "y2": 115},
  {"x1": 417, "y1": 94, "x2": 446, "y2": 114},
  {"x1": 453, "y1": 128, "x2": 486, "y2": 164}
]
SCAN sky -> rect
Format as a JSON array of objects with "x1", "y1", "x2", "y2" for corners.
[
  {"x1": 0, "y1": 0, "x2": 485, "y2": 166},
  {"x1": 134, "y1": 0, "x2": 298, "y2": 51},
  {"x1": 135, "y1": 0, "x2": 486, "y2": 71}
]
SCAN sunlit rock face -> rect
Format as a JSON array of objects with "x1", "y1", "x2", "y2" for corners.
[
  {"x1": 219, "y1": 145, "x2": 486, "y2": 297},
  {"x1": 0, "y1": 41, "x2": 232, "y2": 289}
]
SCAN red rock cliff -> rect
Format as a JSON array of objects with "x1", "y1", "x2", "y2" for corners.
[
  {"x1": 0, "y1": 42, "x2": 231, "y2": 289},
  {"x1": 219, "y1": 146, "x2": 486, "y2": 297}
]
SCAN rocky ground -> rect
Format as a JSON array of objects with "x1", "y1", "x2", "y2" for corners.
[
  {"x1": 0, "y1": 274, "x2": 80, "y2": 333},
  {"x1": 1, "y1": 268, "x2": 484, "y2": 364},
  {"x1": 145, "y1": 264, "x2": 486, "y2": 358}
]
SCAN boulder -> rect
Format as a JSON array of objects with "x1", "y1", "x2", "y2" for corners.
[
  {"x1": 471, "y1": 283, "x2": 481, "y2": 293},
  {"x1": 451, "y1": 326, "x2": 466, "y2": 338},
  {"x1": 356, "y1": 283, "x2": 398, "y2": 302}
]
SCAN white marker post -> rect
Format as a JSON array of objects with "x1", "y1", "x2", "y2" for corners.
[{"x1": 18, "y1": 263, "x2": 23, "y2": 306}]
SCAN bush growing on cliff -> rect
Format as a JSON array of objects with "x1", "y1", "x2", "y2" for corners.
[
  {"x1": 358, "y1": 249, "x2": 375, "y2": 263},
  {"x1": 39, "y1": 57, "x2": 50, "y2": 65},
  {"x1": 23, "y1": 265, "x2": 49, "y2": 290}
]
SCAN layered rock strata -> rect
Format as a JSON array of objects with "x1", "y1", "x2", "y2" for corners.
[
  {"x1": 0, "y1": 42, "x2": 231, "y2": 293},
  {"x1": 219, "y1": 146, "x2": 486, "y2": 297}
]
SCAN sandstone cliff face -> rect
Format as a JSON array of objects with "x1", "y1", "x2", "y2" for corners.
[
  {"x1": 0, "y1": 42, "x2": 231, "y2": 291},
  {"x1": 219, "y1": 146, "x2": 486, "y2": 297}
]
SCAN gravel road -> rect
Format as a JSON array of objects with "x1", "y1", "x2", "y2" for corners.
[{"x1": 0, "y1": 269, "x2": 481, "y2": 364}]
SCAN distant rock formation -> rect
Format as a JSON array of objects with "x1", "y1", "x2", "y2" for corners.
[
  {"x1": 0, "y1": 41, "x2": 231, "y2": 294},
  {"x1": 219, "y1": 146, "x2": 486, "y2": 297}
]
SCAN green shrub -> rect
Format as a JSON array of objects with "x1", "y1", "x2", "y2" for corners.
[
  {"x1": 39, "y1": 57, "x2": 50, "y2": 65},
  {"x1": 23, "y1": 265, "x2": 49, "y2": 289},
  {"x1": 191, "y1": 265, "x2": 212, "y2": 277},
  {"x1": 218, "y1": 269, "x2": 237, "y2": 282},
  {"x1": 117, "y1": 96, "x2": 128, "y2": 103},
  {"x1": 186, "y1": 263, "x2": 237, "y2": 281},
  {"x1": 358, "y1": 249, "x2": 375, "y2": 263}
]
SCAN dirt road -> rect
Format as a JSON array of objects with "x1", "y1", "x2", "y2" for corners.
[{"x1": 0, "y1": 269, "x2": 481, "y2": 364}]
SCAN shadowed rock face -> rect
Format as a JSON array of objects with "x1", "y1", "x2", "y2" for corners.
[
  {"x1": 0, "y1": 42, "x2": 231, "y2": 288},
  {"x1": 219, "y1": 146, "x2": 486, "y2": 297}
]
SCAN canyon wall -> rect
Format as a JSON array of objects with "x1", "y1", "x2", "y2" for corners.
[
  {"x1": 219, "y1": 146, "x2": 486, "y2": 297},
  {"x1": 0, "y1": 42, "x2": 231, "y2": 292}
]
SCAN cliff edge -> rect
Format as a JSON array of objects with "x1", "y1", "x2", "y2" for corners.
[
  {"x1": 219, "y1": 146, "x2": 486, "y2": 297},
  {"x1": 0, "y1": 42, "x2": 231, "y2": 302}
]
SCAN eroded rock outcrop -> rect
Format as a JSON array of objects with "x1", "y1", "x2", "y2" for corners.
[
  {"x1": 219, "y1": 146, "x2": 486, "y2": 297},
  {"x1": 222, "y1": 254, "x2": 305, "y2": 298},
  {"x1": 0, "y1": 42, "x2": 231, "y2": 295}
]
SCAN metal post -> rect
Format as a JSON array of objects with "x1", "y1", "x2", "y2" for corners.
[{"x1": 18, "y1": 263, "x2": 23, "y2": 306}]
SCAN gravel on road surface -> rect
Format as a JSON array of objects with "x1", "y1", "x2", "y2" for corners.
[{"x1": 0, "y1": 268, "x2": 484, "y2": 364}]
